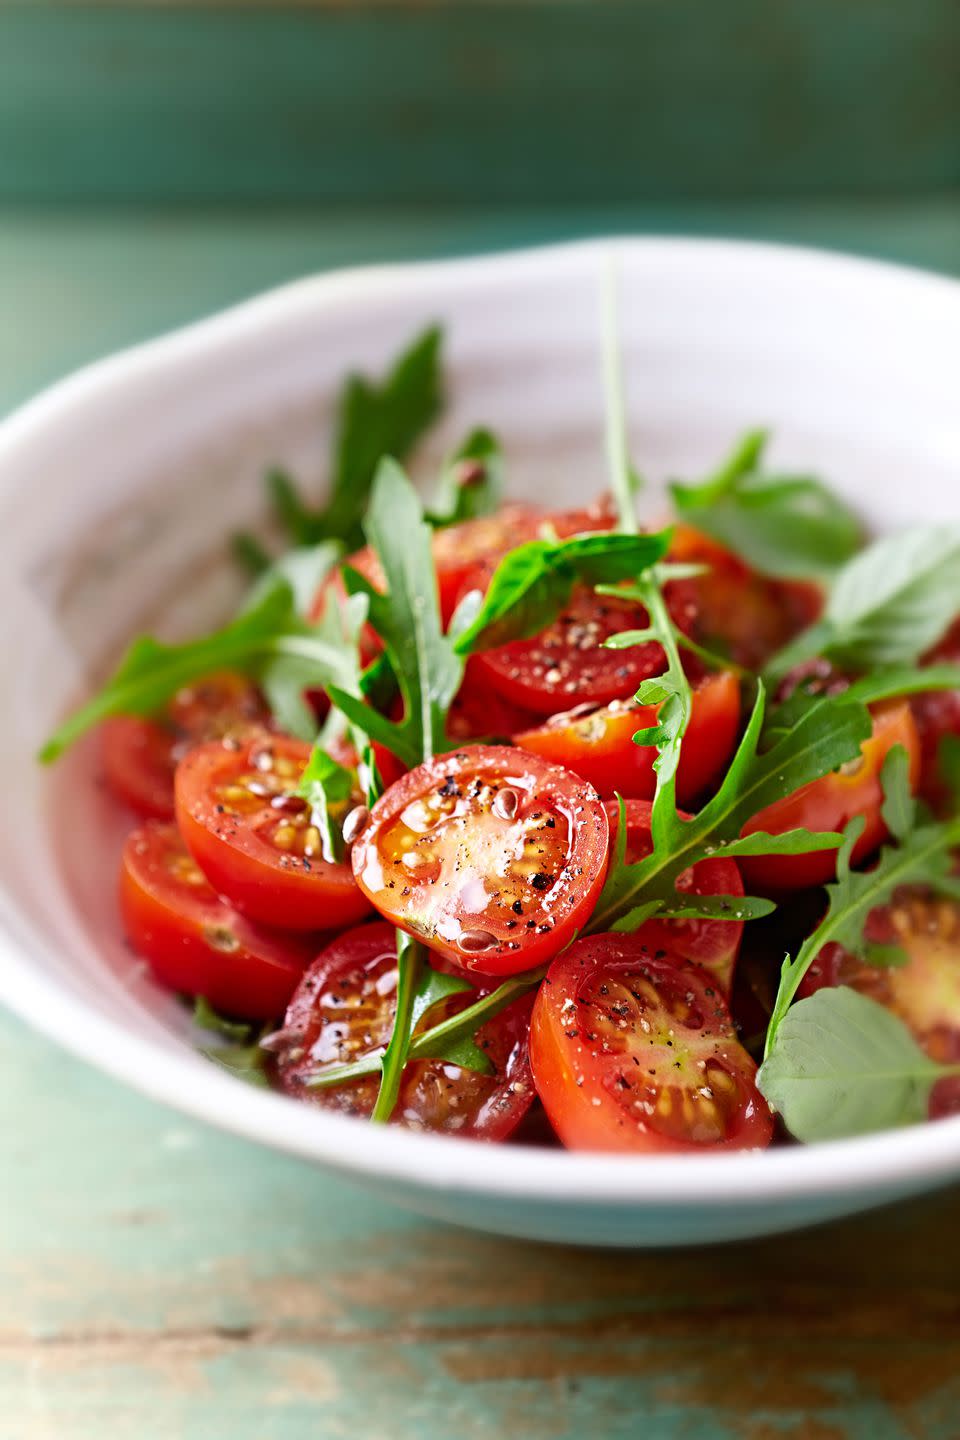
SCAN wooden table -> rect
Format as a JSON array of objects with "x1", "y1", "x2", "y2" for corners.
[{"x1": 3, "y1": 203, "x2": 960, "y2": 1439}]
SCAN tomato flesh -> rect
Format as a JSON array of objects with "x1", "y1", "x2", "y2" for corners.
[
  {"x1": 669, "y1": 523, "x2": 823, "y2": 670},
  {"x1": 604, "y1": 799, "x2": 745, "y2": 995},
  {"x1": 515, "y1": 669, "x2": 740, "y2": 805},
  {"x1": 101, "y1": 672, "x2": 269, "y2": 820},
  {"x1": 273, "y1": 922, "x2": 535, "y2": 1137},
  {"x1": 119, "y1": 823, "x2": 314, "y2": 1018},
  {"x1": 741, "y1": 701, "x2": 921, "y2": 892},
  {"x1": 351, "y1": 745, "x2": 609, "y2": 976},
  {"x1": 175, "y1": 734, "x2": 371, "y2": 931},
  {"x1": 912, "y1": 619, "x2": 960, "y2": 810},
  {"x1": 530, "y1": 933, "x2": 773, "y2": 1152}
]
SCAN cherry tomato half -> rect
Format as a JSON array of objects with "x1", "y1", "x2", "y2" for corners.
[
  {"x1": 669, "y1": 523, "x2": 823, "y2": 670},
  {"x1": 119, "y1": 823, "x2": 314, "y2": 1019},
  {"x1": 800, "y1": 891, "x2": 960, "y2": 1120},
  {"x1": 912, "y1": 619, "x2": 960, "y2": 810},
  {"x1": 467, "y1": 581, "x2": 697, "y2": 717},
  {"x1": 175, "y1": 734, "x2": 371, "y2": 931},
  {"x1": 515, "y1": 669, "x2": 740, "y2": 805},
  {"x1": 604, "y1": 799, "x2": 745, "y2": 995},
  {"x1": 273, "y1": 922, "x2": 535, "y2": 1137},
  {"x1": 446, "y1": 657, "x2": 541, "y2": 742},
  {"x1": 101, "y1": 672, "x2": 269, "y2": 820},
  {"x1": 529, "y1": 933, "x2": 773, "y2": 1152},
  {"x1": 741, "y1": 701, "x2": 921, "y2": 892},
  {"x1": 351, "y1": 745, "x2": 609, "y2": 976}
]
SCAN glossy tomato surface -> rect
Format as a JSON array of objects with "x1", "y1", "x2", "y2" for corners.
[
  {"x1": 468, "y1": 582, "x2": 697, "y2": 716},
  {"x1": 446, "y1": 657, "x2": 541, "y2": 742},
  {"x1": 101, "y1": 672, "x2": 269, "y2": 820},
  {"x1": 604, "y1": 799, "x2": 745, "y2": 995},
  {"x1": 273, "y1": 922, "x2": 535, "y2": 1137},
  {"x1": 515, "y1": 669, "x2": 740, "y2": 805},
  {"x1": 800, "y1": 890, "x2": 960, "y2": 1120},
  {"x1": 351, "y1": 745, "x2": 609, "y2": 975},
  {"x1": 175, "y1": 734, "x2": 370, "y2": 931},
  {"x1": 741, "y1": 701, "x2": 921, "y2": 892},
  {"x1": 913, "y1": 619, "x2": 960, "y2": 809},
  {"x1": 669, "y1": 523, "x2": 823, "y2": 670},
  {"x1": 530, "y1": 933, "x2": 773, "y2": 1152},
  {"x1": 119, "y1": 823, "x2": 314, "y2": 1018}
]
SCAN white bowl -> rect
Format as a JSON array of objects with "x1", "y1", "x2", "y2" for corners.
[{"x1": 2, "y1": 238, "x2": 960, "y2": 1248}]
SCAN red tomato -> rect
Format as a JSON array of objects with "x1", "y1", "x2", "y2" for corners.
[
  {"x1": 741, "y1": 701, "x2": 921, "y2": 892},
  {"x1": 515, "y1": 669, "x2": 740, "y2": 805},
  {"x1": 101, "y1": 672, "x2": 269, "y2": 820},
  {"x1": 467, "y1": 580, "x2": 698, "y2": 717},
  {"x1": 446, "y1": 657, "x2": 541, "y2": 742},
  {"x1": 670, "y1": 523, "x2": 823, "y2": 670},
  {"x1": 604, "y1": 799, "x2": 745, "y2": 995},
  {"x1": 800, "y1": 891, "x2": 960, "y2": 1120},
  {"x1": 175, "y1": 734, "x2": 371, "y2": 932},
  {"x1": 119, "y1": 823, "x2": 314, "y2": 1018},
  {"x1": 350, "y1": 745, "x2": 609, "y2": 976},
  {"x1": 529, "y1": 933, "x2": 773, "y2": 1152},
  {"x1": 272, "y1": 922, "x2": 536, "y2": 1137},
  {"x1": 912, "y1": 619, "x2": 960, "y2": 809}
]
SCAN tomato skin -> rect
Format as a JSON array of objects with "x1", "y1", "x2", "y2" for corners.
[
  {"x1": 604, "y1": 799, "x2": 744, "y2": 995},
  {"x1": 273, "y1": 922, "x2": 536, "y2": 1138},
  {"x1": 912, "y1": 619, "x2": 960, "y2": 809},
  {"x1": 119, "y1": 823, "x2": 314, "y2": 1019},
  {"x1": 175, "y1": 735, "x2": 371, "y2": 932},
  {"x1": 669, "y1": 523, "x2": 823, "y2": 670},
  {"x1": 515, "y1": 670, "x2": 740, "y2": 806},
  {"x1": 447, "y1": 657, "x2": 541, "y2": 742},
  {"x1": 351, "y1": 745, "x2": 609, "y2": 977},
  {"x1": 101, "y1": 673, "x2": 269, "y2": 820},
  {"x1": 530, "y1": 933, "x2": 773, "y2": 1153},
  {"x1": 741, "y1": 701, "x2": 921, "y2": 892}
]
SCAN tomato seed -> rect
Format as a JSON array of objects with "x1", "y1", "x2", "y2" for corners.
[
  {"x1": 342, "y1": 805, "x2": 370, "y2": 845},
  {"x1": 457, "y1": 928, "x2": 498, "y2": 953},
  {"x1": 492, "y1": 787, "x2": 520, "y2": 821}
]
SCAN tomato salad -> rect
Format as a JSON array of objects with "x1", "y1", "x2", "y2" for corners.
[{"x1": 41, "y1": 326, "x2": 960, "y2": 1152}]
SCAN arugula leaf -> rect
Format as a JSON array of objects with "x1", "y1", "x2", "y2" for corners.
[
  {"x1": 670, "y1": 430, "x2": 862, "y2": 580},
  {"x1": 370, "y1": 932, "x2": 426, "y2": 1123},
  {"x1": 202, "y1": 1040, "x2": 272, "y2": 1089},
  {"x1": 453, "y1": 531, "x2": 670, "y2": 656},
  {"x1": 763, "y1": 662, "x2": 960, "y2": 750},
  {"x1": 295, "y1": 743, "x2": 356, "y2": 864},
  {"x1": 242, "y1": 541, "x2": 342, "y2": 619},
  {"x1": 610, "y1": 892, "x2": 775, "y2": 933},
  {"x1": 588, "y1": 686, "x2": 865, "y2": 934},
  {"x1": 192, "y1": 996, "x2": 254, "y2": 1044},
  {"x1": 408, "y1": 966, "x2": 493, "y2": 1075},
  {"x1": 329, "y1": 459, "x2": 462, "y2": 767},
  {"x1": 757, "y1": 987, "x2": 956, "y2": 1142},
  {"x1": 765, "y1": 526, "x2": 960, "y2": 683},
  {"x1": 231, "y1": 531, "x2": 272, "y2": 578},
  {"x1": 426, "y1": 429, "x2": 504, "y2": 527},
  {"x1": 40, "y1": 571, "x2": 361, "y2": 761},
  {"x1": 764, "y1": 752, "x2": 960, "y2": 1056}
]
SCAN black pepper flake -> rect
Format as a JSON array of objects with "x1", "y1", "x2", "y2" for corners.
[
  {"x1": 512, "y1": 899, "x2": 523, "y2": 916},
  {"x1": 531, "y1": 872, "x2": 552, "y2": 891}
]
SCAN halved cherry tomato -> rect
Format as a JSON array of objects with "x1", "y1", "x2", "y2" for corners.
[
  {"x1": 467, "y1": 579, "x2": 698, "y2": 717},
  {"x1": 351, "y1": 745, "x2": 609, "y2": 976},
  {"x1": 101, "y1": 672, "x2": 269, "y2": 820},
  {"x1": 119, "y1": 823, "x2": 314, "y2": 1018},
  {"x1": 740, "y1": 701, "x2": 921, "y2": 892},
  {"x1": 800, "y1": 891, "x2": 960, "y2": 1120},
  {"x1": 515, "y1": 669, "x2": 740, "y2": 805},
  {"x1": 175, "y1": 734, "x2": 371, "y2": 931},
  {"x1": 912, "y1": 619, "x2": 960, "y2": 809},
  {"x1": 273, "y1": 922, "x2": 535, "y2": 1137},
  {"x1": 604, "y1": 799, "x2": 745, "y2": 995},
  {"x1": 529, "y1": 933, "x2": 773, "y2": 1152},
  {"x1": 446, "y1": 657, "x2": 541, "y2": 742},
  {"x1": 669, "y1": 523, "x2": 823, "y2": 670}
]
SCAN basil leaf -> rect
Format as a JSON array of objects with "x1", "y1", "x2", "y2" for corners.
[
  {"x1": 766, "y1": 526, "x2": 960, "y2": 682},
  {"x1": 410, "y1": 966, "x2": 493, "y2": 1076},
  {"x1": 426, "y1": 428, "x2": 503, "y2": 528},
  {"x1": 671, "y1": 430, "x2": 861, "y2": 580},
  {"x1": 757, "y1": 988, "x2": 950, "y2": 1142},
  {"x1": 40, "y1": 572, "x2": 360, "y2": 761},
  {"x1": 454, "y1": 531, "x2": 669, "y2": 656},
  {"x1": 333, "y1": 459, "x2": 462, "y2": 767}
]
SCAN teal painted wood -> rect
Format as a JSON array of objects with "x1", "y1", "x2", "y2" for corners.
[
  {"x1": 0, "y1": 1, "x2": 958, "y2": 203},
  {"x1": 3, "y1": 196, "x2": 960, "y2": 416},
  {"x1": 3, "y1": 1011, "x2": 960, "y2": 1440}
]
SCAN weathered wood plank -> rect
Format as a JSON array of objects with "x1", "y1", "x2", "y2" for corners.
[
  {"x1": 0, "y1": 1, "x2": 958, "y2": 202},
  {"x1": 2, "y1": 1009, "x2": 960, "y2": 1440}
]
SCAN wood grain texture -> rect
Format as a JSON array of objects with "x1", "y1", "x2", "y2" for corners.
[
  {"x1": 2, "y1": 1011, "x2": 960, "y2": 1440},
  {"x1": 1, "y1": 1, "x2": 959, "y2": 202}
]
